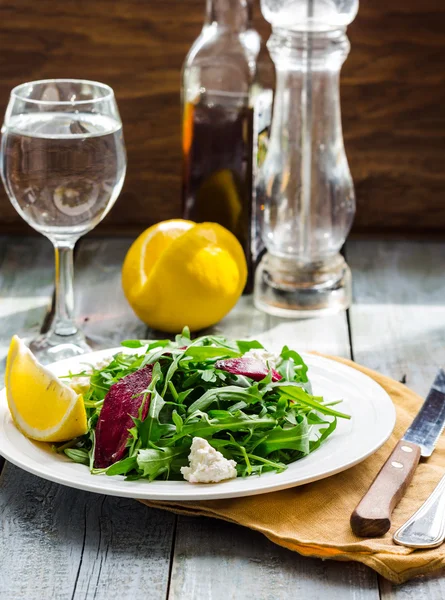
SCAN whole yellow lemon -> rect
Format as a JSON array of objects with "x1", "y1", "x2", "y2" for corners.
[{"x1": 122, "y1": 219, "x2": 247, "y2": 332}]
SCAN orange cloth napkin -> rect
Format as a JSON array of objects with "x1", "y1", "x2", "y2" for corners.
[{"x1": 140, "y1": 356, "x2": 445, "y2": 584}]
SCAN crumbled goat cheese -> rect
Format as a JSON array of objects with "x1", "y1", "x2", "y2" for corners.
[
  {"x1": 181, "y1": 437, "x2": 237, "y2": 483},
  {"x1": 94, "y1": 356, "x2": 113, "y2": 371},
  {"x1": 69, "y1": 356, "x2": 112, "y2": 395},
  {"x1": 244, "y1": 348, "x2": 280, "y2": 368}
]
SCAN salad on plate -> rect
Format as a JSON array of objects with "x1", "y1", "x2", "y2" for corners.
[{"x1": 54, "y1": 328, "x2": 350, "y2": 483}]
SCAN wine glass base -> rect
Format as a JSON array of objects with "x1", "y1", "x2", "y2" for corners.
[
  {"x1": 28, "y1": 331, "x2": 93, "y2": 364},
  {"x1": 254, "y1": 252, "x2": 352, "y2": 319}
]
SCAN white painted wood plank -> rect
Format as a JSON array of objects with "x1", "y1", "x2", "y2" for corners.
[
  {"x1": 0, "y1": 465, "x2": 90, "y2": 599},
  {"x1": 0, "y1": 235, "x2": 54, "y2": 378},
  {"x1": 347, "y1": 239, "x2": 445, "y2": 397},
  {"x1": 348, "y1": 238, "x2": 445, "y2": 599},
  {"x1": 74, "y1": 237, "x2": 145, "y2": 348},
  {"x1": 170, "y1": 306, "x2": 380, "y2": 599},
  {"x1": 0, "y1": 465, "x2": 175, "y2": 600},
  {"x1": 213, "y1": 296, "x2": 352, "y2": 358},
  {"x1": 262, "y1": 312, "x2": 352, "y2": 358},
  {"x1": 70, "y1": 494, "x2": 175, "y2": 600},
  {"x1": 210, "y1": 296, "x2": 273, "y2": 339},
  {"x1": 379, "y1": 576, "x2": 445, "y2": 600},
  {"x1": 170, "y1": 516, "x2": 379, "y2": 600}
]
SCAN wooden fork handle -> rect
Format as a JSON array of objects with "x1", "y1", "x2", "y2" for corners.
[{"x1": 350, "y1": 440, "x2": 421, "y2": 537}]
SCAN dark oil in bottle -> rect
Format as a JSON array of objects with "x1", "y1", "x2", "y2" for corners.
[{"x1": 182, "y1": 100, "x2": 254, "y2": 293}]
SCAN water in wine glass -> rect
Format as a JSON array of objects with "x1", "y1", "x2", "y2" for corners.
[{"x1": 1, "y1": 111, "x2": 126, "y2": 242}]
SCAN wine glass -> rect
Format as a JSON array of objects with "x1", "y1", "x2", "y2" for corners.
[{"x1": 0, "y1": 79, "x2": 127, "y2": 363}]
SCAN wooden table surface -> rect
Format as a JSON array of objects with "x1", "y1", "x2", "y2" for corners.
[{"x1": 1, "y1": 235, "x2": 445, "y2": 599}]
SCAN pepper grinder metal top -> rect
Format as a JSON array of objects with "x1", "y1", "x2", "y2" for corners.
[{"x1": 255, "y1": 0, "x2": 359, "y2": 317}]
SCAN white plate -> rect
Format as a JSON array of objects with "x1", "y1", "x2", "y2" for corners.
[{"x1": 0, "y1": 348, "x2": 395, "y2": 501}]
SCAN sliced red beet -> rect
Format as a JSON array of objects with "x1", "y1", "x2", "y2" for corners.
[
  {"x1": 94, "y1": 365, "x2": 153, "y2": 468},
  {"x1": 215, "y1": 357, "x2": 282, "y2": 382}
]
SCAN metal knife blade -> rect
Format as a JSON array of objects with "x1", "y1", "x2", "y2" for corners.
[
  {"x1": 403, "y1": 368, "x2": 445, "y2": 456},
  {"x1": 351, "y1": 368, "x2": 445, "y2": 537}
]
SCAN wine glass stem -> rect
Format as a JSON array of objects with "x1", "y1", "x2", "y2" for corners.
[{"x1": 51, "y1": 244, "x2": 78, "y2": 337}]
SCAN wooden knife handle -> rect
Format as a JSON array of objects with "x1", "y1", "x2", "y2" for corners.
[{"x1": 350, "y1": 440, "x2": 421, "y2": 537}]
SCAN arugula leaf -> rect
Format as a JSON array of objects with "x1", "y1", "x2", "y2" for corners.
[
  {"x1": 236, "y1": 340, "x2": 265, "y2": 353},
  {"x1": 106, "y1": 456, "x2": 137, "y2": 476},
  {"x1": 120, "y1": 340, "x2": 146, "y2": 348},
  {"x1": 64, "y1": 448, "x2": 90, "y2": 465},
  {"x1": 310, "y1": 418, "x2": 338, "y2": 452},
  {"x1": 161, "y1": 352, "x2": 183, "y2": 396},
  {"x1": 143, "y1": 346, "x2": 178, "y2": 366},
  {"x1": 172, "y1": 410, "x2": 183, "y2": 433},
  {"x1": 256, "y1": 420, "x2": 310, "y2": 455},
  {"x1": 121, "y1": 339, "x2": 171, "y2": 350},
  {"x1": 278, "y1": 386, "x2": 350, "y2": 419},
  {"x1": 184, "y1": 346, "x2": 240, "y2": 360},
  {"x1": 177, "y1": 389, "x2": 194, "y2": 404},
  {"x1": 201, "y1": 369, "x2": 217, "y2": 383},
  {"x1": 137, "y1": 446, "x2": 189, "y2": 480},
  {"x1": 307, "y1": 412, "x2": 329, "y2": 425},
  {"x1": 175, "y1": 326, "x2": 191, "y2": 347},
  {"x1": 187, "y1": 386, "x2": 264, "y2": 414},
  {"x1": 138, "y1": 390, "x2": 166, "y2": 445},
  {"x1": 279, "y1": 346, "x2": 309, "y2": 382},
  {"x1": 167, "y1": 413, "x2": 278, "y2": 444}
]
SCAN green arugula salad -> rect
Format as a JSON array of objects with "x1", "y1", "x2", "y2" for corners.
[{"x1": 58, "y1": 329, "x2": 350, "y2": 483}]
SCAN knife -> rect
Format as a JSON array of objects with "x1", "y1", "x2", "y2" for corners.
[{"x1": 350, "y1": 369, "x2": 445, "y2": 538}]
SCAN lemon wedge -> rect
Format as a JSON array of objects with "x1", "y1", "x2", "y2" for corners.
[{"x1": 5, "y1": 336, "x2": 88, "y2": 442}]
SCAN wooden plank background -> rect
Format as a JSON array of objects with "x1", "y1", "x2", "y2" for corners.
[{"x1": 0, "y1": 0, "x2": 443, "y2": 235}]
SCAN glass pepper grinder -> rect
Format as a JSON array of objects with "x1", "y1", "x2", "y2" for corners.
[
  {"x1": 181, "y1": 0, "x2": 269, "y2": 292},
  {"x1": 255, "y1": 0, "x2": 359, "y2": 317}
]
